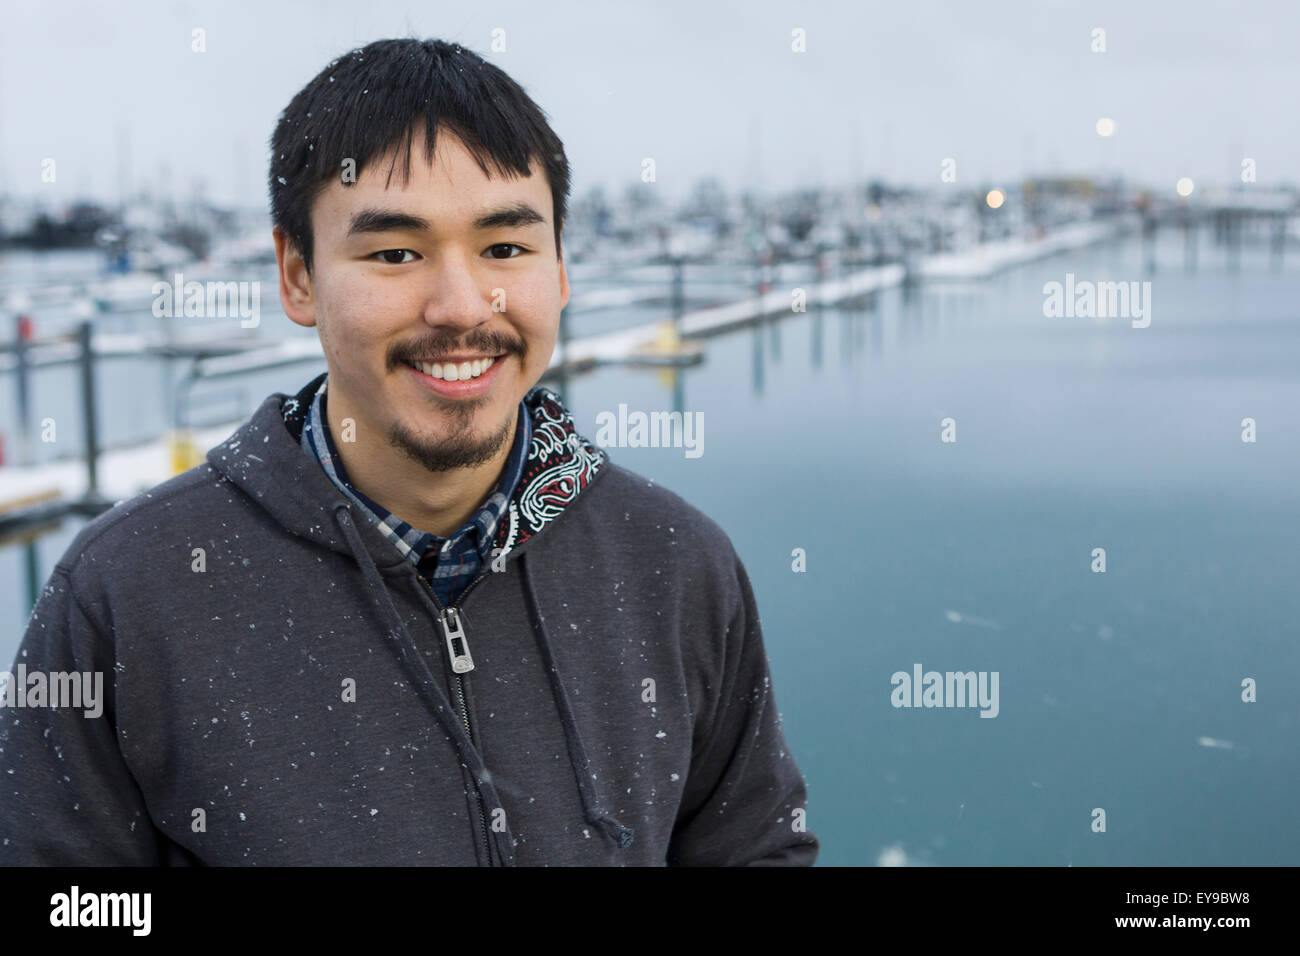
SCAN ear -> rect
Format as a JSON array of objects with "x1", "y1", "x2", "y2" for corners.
[
  {"x1": 273, "y1": 227, "x2": 316, "y2": 328},
  {"x1": 557, "y1": 251, "x2": 570, "y2": 312}
]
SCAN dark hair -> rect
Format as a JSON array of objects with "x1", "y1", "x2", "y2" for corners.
[{"x1": 268, "y1": 38, "x2": 570, "y2": 273}]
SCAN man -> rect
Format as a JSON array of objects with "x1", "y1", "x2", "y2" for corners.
[{"x1": 0, "y1": 38, "x2": 817, "y2": 866}]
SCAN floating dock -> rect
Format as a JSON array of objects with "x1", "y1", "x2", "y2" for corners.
[{"x1": 0, "y1": 218, "x2": 1136, "y2": 517}]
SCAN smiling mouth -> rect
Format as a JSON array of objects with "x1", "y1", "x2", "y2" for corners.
[{"x1": 405, "y1": 354, "x2": 505, "y2": 382}]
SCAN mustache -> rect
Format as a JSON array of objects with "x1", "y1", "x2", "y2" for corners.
[{"x1": 389, "y1": 329, "x2": 524, "y2": 368}]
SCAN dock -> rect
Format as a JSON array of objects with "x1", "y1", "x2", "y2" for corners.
[
  {"x1": 0, "y1": 216, "x2": 1148, "y2": 528},
  {"x1": 917, "y1": 219, "x2": 1128, "y2": 280}
]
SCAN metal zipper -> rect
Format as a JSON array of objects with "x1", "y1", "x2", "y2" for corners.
[{"x1": 418, "y1": 571, "x2": 495, "y2": 866}]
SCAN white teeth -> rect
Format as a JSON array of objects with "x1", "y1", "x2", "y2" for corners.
[{"x1": 412, "y1": 355, "x2": 496, "y2": 382}]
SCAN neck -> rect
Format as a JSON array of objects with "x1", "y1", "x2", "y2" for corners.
[{"x1": 325, "y1": 393, "x2": 518, "y2": 539}]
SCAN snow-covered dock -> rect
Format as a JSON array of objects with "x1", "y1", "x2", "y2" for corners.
[{"x1": 0, "y1": 219, "x2": 1130, "y2": 511}]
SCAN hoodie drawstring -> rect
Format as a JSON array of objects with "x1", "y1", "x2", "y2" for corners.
[
  {"x1": 333, "y1": 503, "x2": 518, "y2": 866},
  {"x1": 518, "y1": 550, "x2": 635, "y2": 850},
  {"x1": 332, "y1": 502, "x2": 633, "y2": 862}
]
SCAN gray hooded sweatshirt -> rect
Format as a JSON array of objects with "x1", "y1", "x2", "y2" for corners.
[{"x1": 0, "y1": 373, "x2": 818, "y2": 865}]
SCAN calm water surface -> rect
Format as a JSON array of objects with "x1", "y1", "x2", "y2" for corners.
[{"x1": 4, "y1": 232, "x2": 1297, "y2": 864}]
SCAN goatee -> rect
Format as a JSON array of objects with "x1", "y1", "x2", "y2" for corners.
[{"x1": 387, "y1": 400, "x2": 516, "y2": 473}]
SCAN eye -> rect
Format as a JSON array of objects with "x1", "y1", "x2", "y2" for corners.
[
  {"x1": 373, "y1": 249, "x2": 418, "y2": 264},
  {"x1": 485, "y1": 243, "x2": 527, "y2": 260}
]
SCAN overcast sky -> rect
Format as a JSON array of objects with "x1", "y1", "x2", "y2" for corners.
[{"x1": 2, "y1": 0, "x2": 1296, "y2": 209}]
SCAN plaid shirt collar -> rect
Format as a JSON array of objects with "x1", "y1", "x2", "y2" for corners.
[{"x1": 299, "y1": 375, "x2": 531, "y2": 567}]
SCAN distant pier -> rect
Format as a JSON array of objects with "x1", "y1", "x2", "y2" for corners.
[{"x1": 0, "y1": 211, "x2": 1281, "y2": 540}]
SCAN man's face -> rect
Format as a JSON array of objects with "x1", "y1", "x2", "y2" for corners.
[{"x1": 280, "y1": 128, "x2": 568, "y2": 472}]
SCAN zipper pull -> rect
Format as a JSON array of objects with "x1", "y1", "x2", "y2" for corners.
[{"x1": 440, "y1": 607, "x2": 475, "y2": 674}]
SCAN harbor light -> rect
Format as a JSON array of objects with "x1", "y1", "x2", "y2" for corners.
[
  {"x1": 1095, "y1": 117, "x2": 1116, "y2": 137},
  {"x1": 1176, "y1": 177, "x2": 1195, "y2": 197},
  {"x1": 985, "y1": 189, "x2": 1006, "y2": 209}
]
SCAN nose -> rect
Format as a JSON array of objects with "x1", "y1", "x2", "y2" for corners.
[{"x1": 418, "y1": 248, "x2": 498, "y2": 335}]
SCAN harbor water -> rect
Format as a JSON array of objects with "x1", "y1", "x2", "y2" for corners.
[{"x1": 2, "y1": 229, "x2": 1297, "y2": 865}]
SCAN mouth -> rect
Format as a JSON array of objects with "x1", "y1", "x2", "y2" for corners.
[
  {"x1": 405, "y1": 354, "x2": 505, "y2": 381},
  {"x1": 404, "y1": 352, "x2": 508, "y2": 398}
]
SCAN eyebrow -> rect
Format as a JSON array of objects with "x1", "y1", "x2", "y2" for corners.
[{"x1": 346, "y1": 201, "x2": 547, "y2": 237}]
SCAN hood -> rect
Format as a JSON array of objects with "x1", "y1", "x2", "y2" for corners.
[
  {"x1": 205, "y1": 371, "x2": 632, "y2": 865},
  {"x1": 208, "y1": 370, "x2": 609, "y2": 569}
]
